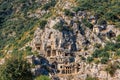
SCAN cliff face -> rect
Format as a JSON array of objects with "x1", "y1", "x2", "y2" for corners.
[
  {"x1": 30, "y1": 11, "x2": 120, "y2": 80},
  {"x1": 0, "y1": 0, "x2": 120, "y2": 80},
  {"x1": 32, "y1": 12, "x2": 119, "y2": 55}
]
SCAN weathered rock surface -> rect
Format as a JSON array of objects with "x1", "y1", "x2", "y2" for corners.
[{"x1": 28, "y1": 11, "x2": 120, "y2": 80}]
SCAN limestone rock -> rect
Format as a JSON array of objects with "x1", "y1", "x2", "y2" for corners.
[{"x1": 29, "y1": 11, "x2": 120, "y2": 80}]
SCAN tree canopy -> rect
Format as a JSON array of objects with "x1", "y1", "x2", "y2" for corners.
[{"x1": 0, "y1": 56, "x2": 33, "y2": 80}]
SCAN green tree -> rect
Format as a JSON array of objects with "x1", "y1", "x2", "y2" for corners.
[
  {"x1": 105, "y1": 63, "x2": 119, "y2": 77},
  {"x1": 115, "y1": 22, "x2": 120, "y2": 28},
  {"x1": 53, "y1": 22, "x2": 64, "y2": 31},
  {"x1": 86, "y1": 75, "x2": 98, "y2": 80},
  {"x1": 39, "y1": 20, "x2": 47, "y2": 29},
  {"x1": 92, "y1": 49, "x2": 109, "y2": 58},
  {"x1": 101, "y1": 57, "x2": 109, "y2": 64},
  {"x1": 87, "y1": 56, "x2": 93, "y2": 63},
  {"x1": 64, "y1": 9, "x2": 74, "y2": 16},
  {"x1": 97, "y1": 19, "x2": 107, "y2": 25},
  {"x1": 36, "y1": 75, "x2": 50, "y2": 80},
  {"x1": 25, "y1": 46, "x2": 33, "y2": 56},
  {"x1": 117, "y1": 35, "x2": 120, "y2": 42},
  {"x1": 82, "y1": 19, "x2": 93, "y2": 29},
  {"x1": 116, "y1": 49, "x2": 120, "y2": 56},
  {"x1": 0, "y1": 57, "x2": 33, "y2": 80},
  {"x1": 42, "y1": 0, "x2": 57, "y2": 10}
]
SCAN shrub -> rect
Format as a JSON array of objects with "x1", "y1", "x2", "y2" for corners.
[
  {"x1": 105, "y1": 63, "x2": 119, "y2": 77},
  {"x1": 92, "y1": 49, "x2": 100, "y2": 58},
  {"x1": 53, "y1": 22, "x2": 64, "y2": 31},
  {"x1": 82, "y1": 19, "x2": 93, "y2": 29},
  {"x1": 73, "y1": 7, "x2": 80, "y2": 12},
  {"x1": 94, "y1": 43, "x2": 102, "y2": 48},
  {"x1": 115, "y1": 22, "x2": 120, "y2": 28},
  {"x1": 26, "y1": 46, "x2": 32, "y2": 51},
  {"x1": 42, "y1": 12, "x2": 52, "y2": 19},
  {"x1": 39, "y1": 20, "x2": 47, "y2": 29},
  {"x1": 87, "y1": 56, "x2": 94, "y2": 63},
  {"x1": 97, "y1": 19, "x2": 107, "y2": 25},
  {"x1": 0, "y1": 53, "x2": 4, "y2": 58},
  {"x1": 36, "y1": 75, "x2": 50, "y2": 80},
  {"x1": 42, "y1": 0, "x2": 57, "y2": 10},
  {"x1": 81, "y1": 56, "x2": 86, "y2": 61},
  {"x1": 64, "y1": 9, "x2": 74, "y2": 16},
  {"x1": 104, "y1": 42, "x2": 116, "y2": 51},
  {"x1": 76, "y1": 0, "x2": 120, "y2": 23},
  {"x1": 92, "y1": 49, "x2": 109, "y2": 58},
  {"x1": 25, "y1": 46, "x2": 33, "y2": 56},
  {"x1": 116, "y1": 50, "x2": 120, "y2": 56},
  {"x1": 0, "y1": 56, "x2": 33, "y2": 80},
  {"x1": 101, "y1": 57, "x2": 109, "y2": 64},
  {"x1": 86, "y1": 75, "x2": 98, "y2": 80},
  {"x1": 117, "y1": 35, "x2": 120, "y2": 42},
  {"x1": 105, "y1": 12, "x2": 119, "y2": 22}
]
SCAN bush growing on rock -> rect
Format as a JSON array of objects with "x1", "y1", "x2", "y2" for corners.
[
  {"x1": 53, "y1": 22, "x2": 64, "y2": 31},
  {"x1": 101, "y1": 57, "x2": 109, "y2": 64},
  {"x1": 82, "y1": 19, "x2": 93, "y2": 29},
  {"x1": 94, "y1": 43, "x2": 102, "y2": 48},
  {"x1": 105, "y1": 62, "x2": 120, "y2": 77},
  {"x1": 87, "y1": 56, "x2": 94, "y2": 63},
  {"x1": 76, "y1": 0, "x2": 120, "y2": 24},
  {"x1": 115, "y1": 22, "x2": 120, "y2": 28},
  {"x1": 64, "y1": 9, "x2": 74, "y2": 17},
  {"x1": 117, "y1": 35, "x2": 120, "y2": 42},
  {"x1": 92, "y1": 49, "x2": 109, "y2": 58},
  {"x1": 116, "y1": 50, "x2": 120, "y2": 56},
  {"x1": 39, "y1": 20, "x2": 47, "y2": 29},
  {"x1": 42, "y1": 0, "x2": 57, "y2": 10},
  {"x1": 86, "y1": 75, "x2": 98, "y2": 80},
  {"x1": 36, "y1": 75, "x2": 50, "y2": 80},
  {"x1": 97, "y1": 19, "x2": 107, "y2": 25}
]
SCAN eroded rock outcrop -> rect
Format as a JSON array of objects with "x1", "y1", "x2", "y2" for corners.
[{"x1": 28, "y1": 11, "x2": 120, "y2": 80}]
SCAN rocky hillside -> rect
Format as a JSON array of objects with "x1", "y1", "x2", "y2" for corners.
[
  {"x1": 30, "y1": 10, "x2": 120, "y2": 80},
  {"x1": 0, "y1": 0, "x2": 120, "y2": 80}
]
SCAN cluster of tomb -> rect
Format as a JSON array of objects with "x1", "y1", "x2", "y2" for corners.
[
  {"x1": 26, "y1": 10, "x2": 120, "y2": 80},
  {"x1": 34, "y1": 42, "x2": 81, "y2": 75}
]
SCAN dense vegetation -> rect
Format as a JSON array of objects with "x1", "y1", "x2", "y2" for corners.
[
  {"x1": 85, "y1": 75, "x2": 98, "y2": 80},
  {"x1": 0, "y1": 0, "x2": 40, "y2": 51},
  {"x1": 105, "y1": 62, "x2": 120, "y2": 77},
  {"x1": 0, "y1": 0, "x2": 119, "y2": 53},
  {"x1": 0, "y1": 56, "x2": 33, "y2": 80},
  {"x1": 53, "y1": 22, "x2": 64, "y2": 31},
  {"x1": 0, "y1": 0, "x2": 120, "y2": 79},
  {"x1": 90, "y1": 41, "x2": 120, "y2": 64},
  {"x1": 86, "y1": 34, "x2": 120, "y2": 65},
  {"x1": 39, "y1": 20, "x2": 47, "y2": 29},
  {"x1": 36, "y1": 75, "x2": 50, "y2": 80},
  {"x1": 74, "y1": 0, "x2": 120, "y2": 25},
  {"x1": 0, "y1": 0, "x2": 57, "y2": 79},
  {"x1": 0, "y1": 0, "x2": 58, "y2": 56},
  {"x1": 42, "y1": 0, "x2": 57, "y2": 10},
  {"x1": 0, "y1": 54, "x2": 50, "y2": 80},
  {"x1": 82, "y1": 19, "x2": 93, "y2": 29},
  {"x1": 64, "y1": 9, "x2": 74, "y2": 17}
]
